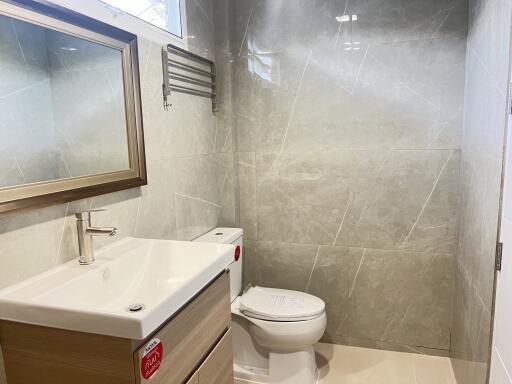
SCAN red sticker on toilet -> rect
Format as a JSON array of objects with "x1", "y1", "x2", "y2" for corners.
[
  {"x1": 141, "y1": 338, "x2": 163, "y2": 380},
  {"x1": 234, "y1": 245, "x2": 241, "y2": 262}
]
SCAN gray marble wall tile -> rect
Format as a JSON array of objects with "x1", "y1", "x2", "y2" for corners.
[
  {"x1": 0, "y1": 16, "x2": 58, "y2": 184},
  {"x1": 242, "y1": 241, "x2": 454, "y2": 354},
  {"x1": 217, "y1": 152, "x2": 237, "y2": 227},
  {"x1": 187, "y1": 0, "x2": 215, "y2": 60},
  {"x1": 0, "y1": 15, "x2": 50, "y2": 98},
  {"x1": 0, "y1": 7, "x2": 227, "y2": 382},
  {"x1": 175, "y1": 193, "x2": 221, "y2": 241},
  {"x1": 135, "y1": 159, "x2": 177, "y2": 240},
  {"x1": 309, "y1": 248, "x2": 452, "y2": 351},
  {"x1": 0, "y1": 158, "x2": 25, "y2": 188},
  {"x1": 47, "y1": 30, "x2": 129, "y2": 176},
  {"x1": 175, "y1": 155, "x2": 222, "y2": 205},
  {"x1": 305, "y1": 245, "x2": 366, "y2": 337},
  {"x1": 211, "y1": 0, "x2": 238, "y2": 230},
  {"x1": 238, "y1": 152, "x2": 257, "y2": 240},
  {"x1": 346, "y1": 0, "x2": 467, "y2": 44},
  {"x1": 243, "y1": 240, "x2": 319, "y2": 291},
  {"x1": 170, "y1": 93, "x2": 217, "y2": 157},
  {"x1": 0, "y1": 204, "x2": 67, "y2": 290},
  {"x1": 226, "y1": 0, "x2": 467, "y2": 356},
  {"x1": 450, "y1": 0, "x2": 512, "y2": 381}
]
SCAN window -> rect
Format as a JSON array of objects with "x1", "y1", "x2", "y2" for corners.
[{"x1": 100, "y1": 0, "x2": 183, "y2": 38}]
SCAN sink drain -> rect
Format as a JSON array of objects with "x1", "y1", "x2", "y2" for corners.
[{"x1": 128, "y1": 304, "x2": 145, "y2": 313}]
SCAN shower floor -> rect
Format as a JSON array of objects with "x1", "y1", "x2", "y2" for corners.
[{"x1": 234, "y1": 342, "x2": 456, "y2": 384}]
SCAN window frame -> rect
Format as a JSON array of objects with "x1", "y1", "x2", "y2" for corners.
[{"x1": 46, "y1": 0, "x2": 188, "y2": 48}]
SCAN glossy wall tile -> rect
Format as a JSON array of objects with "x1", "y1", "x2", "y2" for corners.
[
  {"x1": 229, "y1": 0, "x2": 468, "y2": 355},
  {"x1": 0, "y1": 1, "x2": 235, "y2": 382},
  {"x1": 450, "y1": 0, "x2": 512, "y2": 383}
]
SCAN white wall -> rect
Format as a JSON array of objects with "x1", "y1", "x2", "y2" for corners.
[{"x1": 491, "y1": 114, "x2": 512, "y2": 384}]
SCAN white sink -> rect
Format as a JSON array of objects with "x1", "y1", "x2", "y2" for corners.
[{"x1": 0, "y1": 237, "x2": 235, "y2": 339}]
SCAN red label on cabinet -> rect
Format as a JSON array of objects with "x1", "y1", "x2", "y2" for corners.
[
  {"x1": 234, "y1": 245, "x2": 241, "y2": 261},
  {"x1": 141, "y1": 338, "x2": 164, "y2": 380}
]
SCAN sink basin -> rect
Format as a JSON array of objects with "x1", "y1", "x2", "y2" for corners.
[{"x1": 0, "y1": 237, "x2": 235, "y2": 339}]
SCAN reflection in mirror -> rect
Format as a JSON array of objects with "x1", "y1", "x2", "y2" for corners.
[{"x1": 0, "y1": 13, "x2": 130, "y2": 189}]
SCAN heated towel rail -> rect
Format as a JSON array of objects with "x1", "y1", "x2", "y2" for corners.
[{"x1": 161, "y1": 43, "x2": 217, "y2": 113}]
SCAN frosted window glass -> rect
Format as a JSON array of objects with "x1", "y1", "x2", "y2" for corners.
[{"x1": 101, "y1": 0, "x2": 182, "y2": 37}]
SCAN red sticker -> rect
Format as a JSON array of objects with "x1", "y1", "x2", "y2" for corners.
[
  {"x1": 234, "y1": 245, "x2": 241, "y2": 262},
  {"x1": 141, "y1": 338, "x2": 163, "y2": 380}
]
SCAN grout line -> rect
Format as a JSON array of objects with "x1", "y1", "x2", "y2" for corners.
[{"x1": 175, "y1": 192, "x2": 221, "y2": 208}]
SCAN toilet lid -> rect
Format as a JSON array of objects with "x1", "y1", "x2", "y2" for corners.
[{"x1": 239, "y1": 287, "x2": 325, "y2": 322}]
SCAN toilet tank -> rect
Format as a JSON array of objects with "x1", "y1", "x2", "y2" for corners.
[{"x1": 194, "y1": 228, "x2": 243, "y2": 302}]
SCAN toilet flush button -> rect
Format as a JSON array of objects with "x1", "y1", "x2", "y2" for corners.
[{"x1": 234, "y1": 246, "x2": 241, "y2": 261}]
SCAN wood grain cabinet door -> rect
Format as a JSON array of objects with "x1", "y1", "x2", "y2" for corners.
[
  {"x1": 197, "y1": 329, "x2": 234, "y2": 384},
  {"x1": 134, "y1": 273, "x2": 231, "y2": 384}
]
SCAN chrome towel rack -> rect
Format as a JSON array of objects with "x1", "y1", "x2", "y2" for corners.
[{"x1": 161, "y1": 43, "x2": 217, "y2": 113}]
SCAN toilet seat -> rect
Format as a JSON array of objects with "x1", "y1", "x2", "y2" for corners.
[{"x1": 239, "y1": 287, "x2": 325, "y2": 322}]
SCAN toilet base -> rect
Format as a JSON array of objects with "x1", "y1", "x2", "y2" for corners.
[{"x1": 234, "y1": 346, "x2": 318, "y2": 384}]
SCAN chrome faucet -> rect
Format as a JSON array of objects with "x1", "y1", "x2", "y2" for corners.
[{"x1": 75, "y1": 210, "x2": 117, "y2": 265}]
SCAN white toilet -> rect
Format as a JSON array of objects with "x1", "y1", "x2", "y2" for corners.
[{"x1": 194, "y1": 228, "x2": 327, "y2": 384}]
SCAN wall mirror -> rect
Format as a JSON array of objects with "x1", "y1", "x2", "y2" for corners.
[{"x1": 0, "y1": 0, "x2": 146, "y2": 214}]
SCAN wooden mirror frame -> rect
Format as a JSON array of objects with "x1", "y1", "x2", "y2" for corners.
[{"x1": 0, "y1": 0, "x2": 147, "y2": 214}]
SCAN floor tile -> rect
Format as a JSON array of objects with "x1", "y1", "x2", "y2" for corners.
[{"x1": 315, "y1": 343, "x2": 456, "y2": 384}]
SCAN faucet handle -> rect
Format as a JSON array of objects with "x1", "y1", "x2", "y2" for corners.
[{"x1": 75, "y1": 209, "x2": 106, "y2": 221}]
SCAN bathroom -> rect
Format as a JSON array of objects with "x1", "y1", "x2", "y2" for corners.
[{"x1": 0, "y1": 0, "x2": 510, "y2": 383}]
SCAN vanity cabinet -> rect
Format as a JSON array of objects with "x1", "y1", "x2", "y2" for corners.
[
  {"x1": 0, "y1": 272, "x2": 233, "y2": 384},
  {"x1": 183, "y1": 329, "x2": 233, "y2": 384}
]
